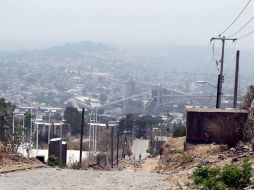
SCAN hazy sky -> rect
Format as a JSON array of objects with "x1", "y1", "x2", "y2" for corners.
[{"x1": 0, "y1": 0, "x2": 253, "y2": 49}]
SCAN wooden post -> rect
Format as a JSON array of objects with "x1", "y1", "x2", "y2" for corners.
[
  {"x1": 116, "y1": 128, "x2": 119, "y2": 165},
  {"x1": 111, "y1": 126, "x2": 114, "y2": 168},
  {"x1": 79, "y1": 108, "x2": 85, "y2": 165},
  {"x1": 233, "y1": 50, "x2": 240, "y2": 108}
]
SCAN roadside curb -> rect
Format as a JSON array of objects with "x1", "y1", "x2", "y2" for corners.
[{"x1": 0, "y1": 164, "x2": 46, "y2": 174}]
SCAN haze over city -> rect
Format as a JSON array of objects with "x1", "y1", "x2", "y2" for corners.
[
  {"x1": 0, "y1": 0, "x2": 254, "y2": 50},
  {"x1": 1, "y1": 1, "x2": 254, "y2": 189}
]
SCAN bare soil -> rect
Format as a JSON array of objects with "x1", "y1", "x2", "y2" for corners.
[{"x1": 0, "y1": 147, "x2": 44, "y2": 173}]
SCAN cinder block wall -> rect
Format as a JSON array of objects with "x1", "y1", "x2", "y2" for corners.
[{"x1": 186, "y1": 108, "x2": 248, "y2": 145}]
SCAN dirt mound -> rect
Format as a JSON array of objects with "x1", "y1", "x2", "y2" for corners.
[
  {"x1": 0, "y1": 145, "x2": 43, "y2": 173},
  {"x1": 159, "y1": 137, "x2": 229, "y2": 172}
]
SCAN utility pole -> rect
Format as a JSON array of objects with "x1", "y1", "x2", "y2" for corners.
[
  {"x1": 79, "y1": 108, "x2": 85, "y2": 165},
  {"x1": 116, "y1": 127, "x2": 119, "y2": 166},
  {"x1": 111, "y1": 126, "x2": 114, "y2": 168},
  {"x1": 48, "y1": 110, "x2": 51, "y2": 144},
  {"x1": 95, "y1": 107, "x2": 97, "y2": 153},
  {"x1": 210, "y1": 36, "x2": 237, "y2": 108},
  {"x1": 88, "y1": 113, "x2": 91, "y2": 155},
  {"x1": 22, "y1": 114, "x2": 25, "y2": 143},
  {"x1": 36, "y1": 107, "x2": 39, "y2": 154},
  {"x1": 93, "y1": 111, "x2": 96, "y2": 153},
  {"x1": 12, "y1": 113, "x2": 15, "y2": 143},
  {"x1": 233, "y1": 50, "x2": 240, "y2": 108},
  {"x1": 30, "y1": 108, "x2": 33, "y2": 145}
]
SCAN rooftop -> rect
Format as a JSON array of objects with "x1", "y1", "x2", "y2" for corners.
[{"x1": 186, "y1": 108, "x2": 248, "y2": 113}]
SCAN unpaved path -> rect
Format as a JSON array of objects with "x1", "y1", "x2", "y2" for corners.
[
  {"x1": 141, "y1": 157, "x2": 160, "y2": 172},
  {"x1": 0, "y1": 168, "x2": 175, "y2": 190}
]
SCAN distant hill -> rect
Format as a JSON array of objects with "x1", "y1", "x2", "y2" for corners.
[{"x1": 31, "y1": 41, "x2": 116, "y2": 57}]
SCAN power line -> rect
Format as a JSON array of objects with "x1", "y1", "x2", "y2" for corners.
[
  {"x1": 238, "y1": 29, "x2": 254, "y2": 39},
  {"x1": 220, "y1": 0, "x2": 252, "y2": 35},
  {"x1": 228, "y1": 16, "x2": 254, "y2": 37}
]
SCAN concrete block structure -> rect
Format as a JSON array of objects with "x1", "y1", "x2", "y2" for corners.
[
  {"x1": 48, "y1": 138, "x2": 67, "y2": 166},
  {"x1": 186, "y1": 108, "x2": 248, "y2": 145}
]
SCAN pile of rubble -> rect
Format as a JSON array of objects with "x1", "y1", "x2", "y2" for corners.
[
  {"x1": 218, "y1": 141, "x2": 253, "y2": 161},
  {"x1": 116, "y1": 159, "x2": 143, "y2": 170}
]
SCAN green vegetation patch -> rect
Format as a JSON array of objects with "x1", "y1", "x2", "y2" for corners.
[
  {"x1": 47, "y1": 155, "x2": 60, "y2": 167},
  {"x1": 192, "y1": 158, "x2": 252, "y2": 190},
  {"x1": 172, "y1": 126, "x2": 186, "y2": 138}
]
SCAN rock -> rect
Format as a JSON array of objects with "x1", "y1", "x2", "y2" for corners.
[
  {"x1": 243, "y1": 145, "x2": 249, "y2": 149},
  {"x1": 239, "y1": 154, "x2": 249, "y2": 158},
  {"x1": 230, "y1": 147, "x2": 236, "y2": 152},
  {"x1": 218, "y1": 154, "x2": 225, "y2": 160},
  {"x1": 200, "y1": 160, "x2": 209, "y2": 165},
  {"x1": 232, "y1": 157, "x2": 238, "y2": 162}
]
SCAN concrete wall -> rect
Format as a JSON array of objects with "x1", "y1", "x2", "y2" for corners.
[{"x1": 186, "y1": 108, "x2": 248, "y2": 145}]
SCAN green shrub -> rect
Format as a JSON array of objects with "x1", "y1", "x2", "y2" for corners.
[
  {"x1": 202, "y1": 177, "x2": 226, "y2": 190},
  {"x1": 221, "y1": 158, "x2": 252, "y2": 188},
  {"x1": 241, "y1": 158, "x2": 252, "y2": 185},
  {"x1": 47, "y1": 155, "x2": 59, "y2": 167},
  {"x1": 192, "y1": 159, "x2": 252, "y2": 189},
  {"x1": 193, "y1": 164, "x2": 209, "y2": 184},
  {"x1": 172, "y1": 126, "x2": 186, "y2": 138},
  {"x1": 221, "y1": 164, "x2": 242, "y2": 188}
]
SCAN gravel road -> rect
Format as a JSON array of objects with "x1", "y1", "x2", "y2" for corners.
[{"x1": 0, "y1": 168, "x2": 174, "y2": 190}]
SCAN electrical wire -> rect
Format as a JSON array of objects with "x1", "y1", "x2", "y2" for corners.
[
  {"x1": 220, "y1": 0, "x2": 252, "y2": 35},
  {"x1": 228, "y1": 16, "x2": 254, "y2": 37},
  {"x1": 237, "y1": 29, "x2": 254, "y2": 39},
  {"x1": 195, "y1": 44, "x2": 211, "y2": 75}
]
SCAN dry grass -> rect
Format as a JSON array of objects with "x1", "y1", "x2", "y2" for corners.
[
  {"x1": 160, "y1": 137, "x2": 229, "y2": 171},
  {"x1": 81, "y1": 155, "x2": 97, "y2": 169}
]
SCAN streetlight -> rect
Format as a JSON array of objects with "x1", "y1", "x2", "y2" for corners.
[
  {"x1": 196, "y1": 81, "x2": 220, "y2": 108},
  {"x1": 196, "y1": 81, "x2": 217, "y2": 88}
]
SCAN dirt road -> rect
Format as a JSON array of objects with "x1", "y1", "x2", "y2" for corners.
[{"x1": 0, "y1": 168, "x2": 175, "y2": 190}]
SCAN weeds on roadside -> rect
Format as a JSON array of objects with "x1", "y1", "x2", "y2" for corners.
[
  {"x1": 70, "y1": 161, "x2": 81, "y2": 169},
  {"x1": 193, "y1": 158, "x2": 252, "y2": 190},
  {"x1": 47, "y1": 155, "x2": 60, "y2": 167}
]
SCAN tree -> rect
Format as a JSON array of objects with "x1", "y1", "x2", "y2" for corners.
[
  {"x1": 119, "y1": 114, "x2": 137, "y2": 135},
  {"x1": 135, "y1": 115, "x2": 162, "y2": 139},
  {"x1": 119, "y1": 114, "x2": 163, "y2": 139},
  {"x1": 64, "y1": 107, "x2": 87, "y2": 135},
  {"x1": 0, "y1": 98, "x2": 15, "y2": 145},
  {"x1": 0, "y1": 98, "x2": 24, "y2": 152},
  {"x1": 172, "y1": 123, "x2": 186, "y2": 138}
]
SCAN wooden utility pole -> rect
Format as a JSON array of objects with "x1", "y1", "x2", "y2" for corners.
[
  {"x1": 210, "y1": 36, "x2": 237, "y2": 108},
  {"x1": 233, "y1": 50, "x2": 240, "y2": 108},
  {"x1": 116, "y1": 128, "x2": 119, "y2": 166},
  {"x1": 111, "y1": 126, "x2": 114, "y2": 168},
  {"x1": 79, "y1": 108, "x2": 85, "y2": 165}
]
